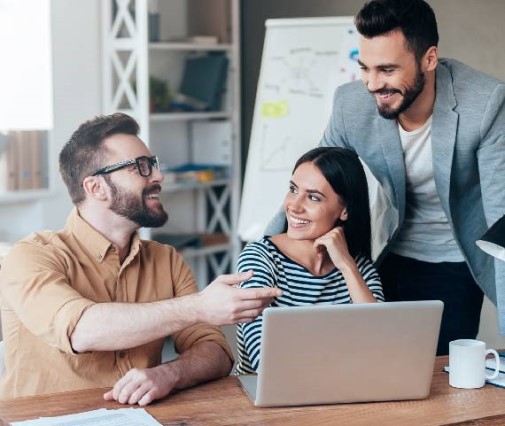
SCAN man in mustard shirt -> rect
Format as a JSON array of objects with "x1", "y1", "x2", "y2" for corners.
[{"x1": 0, "y1": 113, "x2": 280, "y2": 405}]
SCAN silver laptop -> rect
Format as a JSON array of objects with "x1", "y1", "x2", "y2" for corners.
[{"x1": 238, "y1": 300, "x2": 443, "y2": 407}]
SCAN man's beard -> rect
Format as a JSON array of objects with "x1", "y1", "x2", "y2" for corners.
[
  {"x1": 106, "y1": 178, "x2": 168, "y2": 228},
  {"x1": 372, "y1": 67, "x2": 426, "y2": 120}
]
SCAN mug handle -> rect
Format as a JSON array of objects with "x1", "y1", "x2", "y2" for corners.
[{"x1": 485, "y1": 349, "x2": 500, "y2": 380}]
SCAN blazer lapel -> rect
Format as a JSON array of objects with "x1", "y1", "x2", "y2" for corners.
[
  {"x1": 377, "y1": 118, "x2": 406, "y2": 218},
  {"x1": 431, "y1": 64, "x2": 458, "y2": 214}
]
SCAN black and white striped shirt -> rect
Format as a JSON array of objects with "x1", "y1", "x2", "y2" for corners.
[{"x1": 234, "y1": 237, "x2": 384, "y2": 374}]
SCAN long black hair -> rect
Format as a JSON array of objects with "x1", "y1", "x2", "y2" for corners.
[{"x1": 293, "y1": 147, "x2": 372, "y2": 259}]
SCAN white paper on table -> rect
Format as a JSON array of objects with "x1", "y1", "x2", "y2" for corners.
[{"x1": 11, "y1": 407, "x2": 161, "y2": 426}]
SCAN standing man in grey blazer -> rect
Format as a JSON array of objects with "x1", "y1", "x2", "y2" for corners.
[{"x1": 267, "y1": 0, "x2": 505, "y2": 355}]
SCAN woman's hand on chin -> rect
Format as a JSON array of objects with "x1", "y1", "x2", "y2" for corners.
[{"x1": 313, "y1": 226, "x2": 354, "y2": 271}]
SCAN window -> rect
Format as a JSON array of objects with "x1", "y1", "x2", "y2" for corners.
[{"x1": 0, "y1": 0, "x2": 52, "y2": 192}]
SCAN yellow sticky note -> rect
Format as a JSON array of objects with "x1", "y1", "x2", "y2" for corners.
[{"x1": 261, "y1": 100, "x2": 289, "y2": 118}]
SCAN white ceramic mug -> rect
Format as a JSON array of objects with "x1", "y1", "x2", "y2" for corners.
[{"x1": 449, "y1": 339, "x2": 500, "y2": 389}]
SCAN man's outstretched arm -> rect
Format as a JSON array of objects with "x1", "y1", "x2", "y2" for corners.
[{"x1": 71, "y1": 271, "x2": 282, "y2": 353}]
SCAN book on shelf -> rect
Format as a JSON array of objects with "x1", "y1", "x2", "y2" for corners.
[
  {"x1": 167, "y1": 35, "x2": 219, "y2": 45},
  {"x1": 162, "y1": 163, "x2": 228, "y2": 184},
  {"x1": 152, "y1": 233, "x2": 203, "y2": 250},
  {"x1": 178, "y1": 53, "x2": 229, "y2": 111},
  {"x1": 152, "y1": 232, "x2": 229, "y2": 251},
  {"x1": 189, "y1": 35, "x2": 219, "y2": 45},
  {"x1": 187, "y1": 0, "x2": 231, "y2": 43},
  {"x1": 0, "y1": 131, "x2": 45, "y2": 192},
  {"x1": 0, "y1": 134, "x2": 9, "y2": 192},
  {"x1": 29, "y1": 131, "x2": 44, "y2": 189},
  {"x1": 201, "y1": 233, "x2": 229, "y2": 247},
  {"x1": 168, "y1": 94, "x2": 208, "y2": 113},
  {"x1": 6, "y1": 133, "x2": 18, "y2": 191},
  {"x1": 17, "y1": 132, "x2": 32, "y2": 190}
]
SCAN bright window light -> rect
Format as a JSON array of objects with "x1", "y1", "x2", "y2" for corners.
[{"x1": 0, "y1": 0, "x2": 53, "y2": 131}]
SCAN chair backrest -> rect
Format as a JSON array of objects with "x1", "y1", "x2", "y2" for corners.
[{"x1": 0, "y1": 340, "x2": 4, "y2": 377}]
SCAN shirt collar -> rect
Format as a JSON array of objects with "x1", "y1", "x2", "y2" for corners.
[{"x1": 66, "y1": 207, "x2": 141, "y2": 263}]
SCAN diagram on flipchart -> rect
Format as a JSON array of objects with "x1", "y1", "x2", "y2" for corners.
[
  {"x1": 239, "y1": 18, "x2": 361, "y2": 242},
  {"x1": 256, "y1": 26, "x2": 359, "y2": 172}
]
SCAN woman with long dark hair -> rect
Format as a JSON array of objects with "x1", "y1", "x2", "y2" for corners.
[{"x1": 235, "y1": 147, "x2": 384, "y2": 374}]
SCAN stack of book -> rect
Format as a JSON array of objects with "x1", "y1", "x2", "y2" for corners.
[
  {"x1": 0, "y1": 131, "x2": 46, "y2": 192},
  {"x1": 162, "y1": 163, "x2": 228, "y2": 184}
]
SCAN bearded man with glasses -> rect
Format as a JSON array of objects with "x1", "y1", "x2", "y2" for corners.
[
  {"x1": 0, "y1": 113, "x2": 281, "y2": 405},
  {"x1": 90, "y1": 155, "x2": 167, "y2": 229}
]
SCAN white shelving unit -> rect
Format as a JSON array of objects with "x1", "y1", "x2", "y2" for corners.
[
  {"x1": 102, "y1": 0, "x2": 241, "y2": 289},
  {"x1": 149, "y1": 42, "x2": 233, "y2": 52},
  {"x1": 0, "y1": 189, "x2": 53, "y2": 205}
]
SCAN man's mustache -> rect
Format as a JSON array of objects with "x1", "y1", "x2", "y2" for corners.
[
  {"x1": 369, "y1": 88, "x2": 402, "y2": 96},
  {"x1": 143, "y1": 184, "x2": 162, "y2": 196}
]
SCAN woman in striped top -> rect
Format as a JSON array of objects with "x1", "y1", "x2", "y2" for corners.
[{"x1": 235, "y1": 147, "x2": 384, "y2": 374}]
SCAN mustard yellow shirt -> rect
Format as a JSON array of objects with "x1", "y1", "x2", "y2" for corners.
[{"x1": 0, "y1": 208, "x2": 232, "y2": 399}]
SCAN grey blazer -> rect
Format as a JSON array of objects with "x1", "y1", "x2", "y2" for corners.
[{"x1": 266, "y1": 59, "x2": 505, "y2": 332}]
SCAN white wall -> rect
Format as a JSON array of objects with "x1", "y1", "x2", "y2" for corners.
[{"x1": 43, "y1": 0, "x2": 102, "y2": 229}]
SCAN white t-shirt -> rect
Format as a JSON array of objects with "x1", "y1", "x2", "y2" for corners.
[{"x1": 390, "y1": 116, "x2": 464, "y2": 262}]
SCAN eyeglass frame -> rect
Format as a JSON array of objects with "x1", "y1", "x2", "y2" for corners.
[{"x1": 91, "y1": 155, "x2": 160, "y2": 178}]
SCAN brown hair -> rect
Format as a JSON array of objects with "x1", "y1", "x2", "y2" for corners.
[{"x1": 59, "y1": 113, "x2": 139, "y2": 205}]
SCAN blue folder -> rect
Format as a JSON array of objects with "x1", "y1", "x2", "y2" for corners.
[{"x1": 179, "y1": 53, "x2": 229, "y2": 111}]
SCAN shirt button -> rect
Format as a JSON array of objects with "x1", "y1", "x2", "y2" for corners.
[{"x1": 118, "y1": 351, "x2": 126, "y2": 358}]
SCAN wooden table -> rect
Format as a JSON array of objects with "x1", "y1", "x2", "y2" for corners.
[{"x1": 1, "y1": 357, "x2": 504, "y2": 426}]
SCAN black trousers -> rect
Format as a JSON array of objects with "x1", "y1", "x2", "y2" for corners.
[{"x1": 378, "y1": 253, "x2": 484, "y2": 356}]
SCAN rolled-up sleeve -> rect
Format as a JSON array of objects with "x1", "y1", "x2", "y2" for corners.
[{"x1": 0, "y1": 239, "x2": 95, "y2": 354}]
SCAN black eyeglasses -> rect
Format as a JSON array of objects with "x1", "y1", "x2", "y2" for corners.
[{"x1": 92, "y1": 155, "x2": 160, "y2": 178}]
